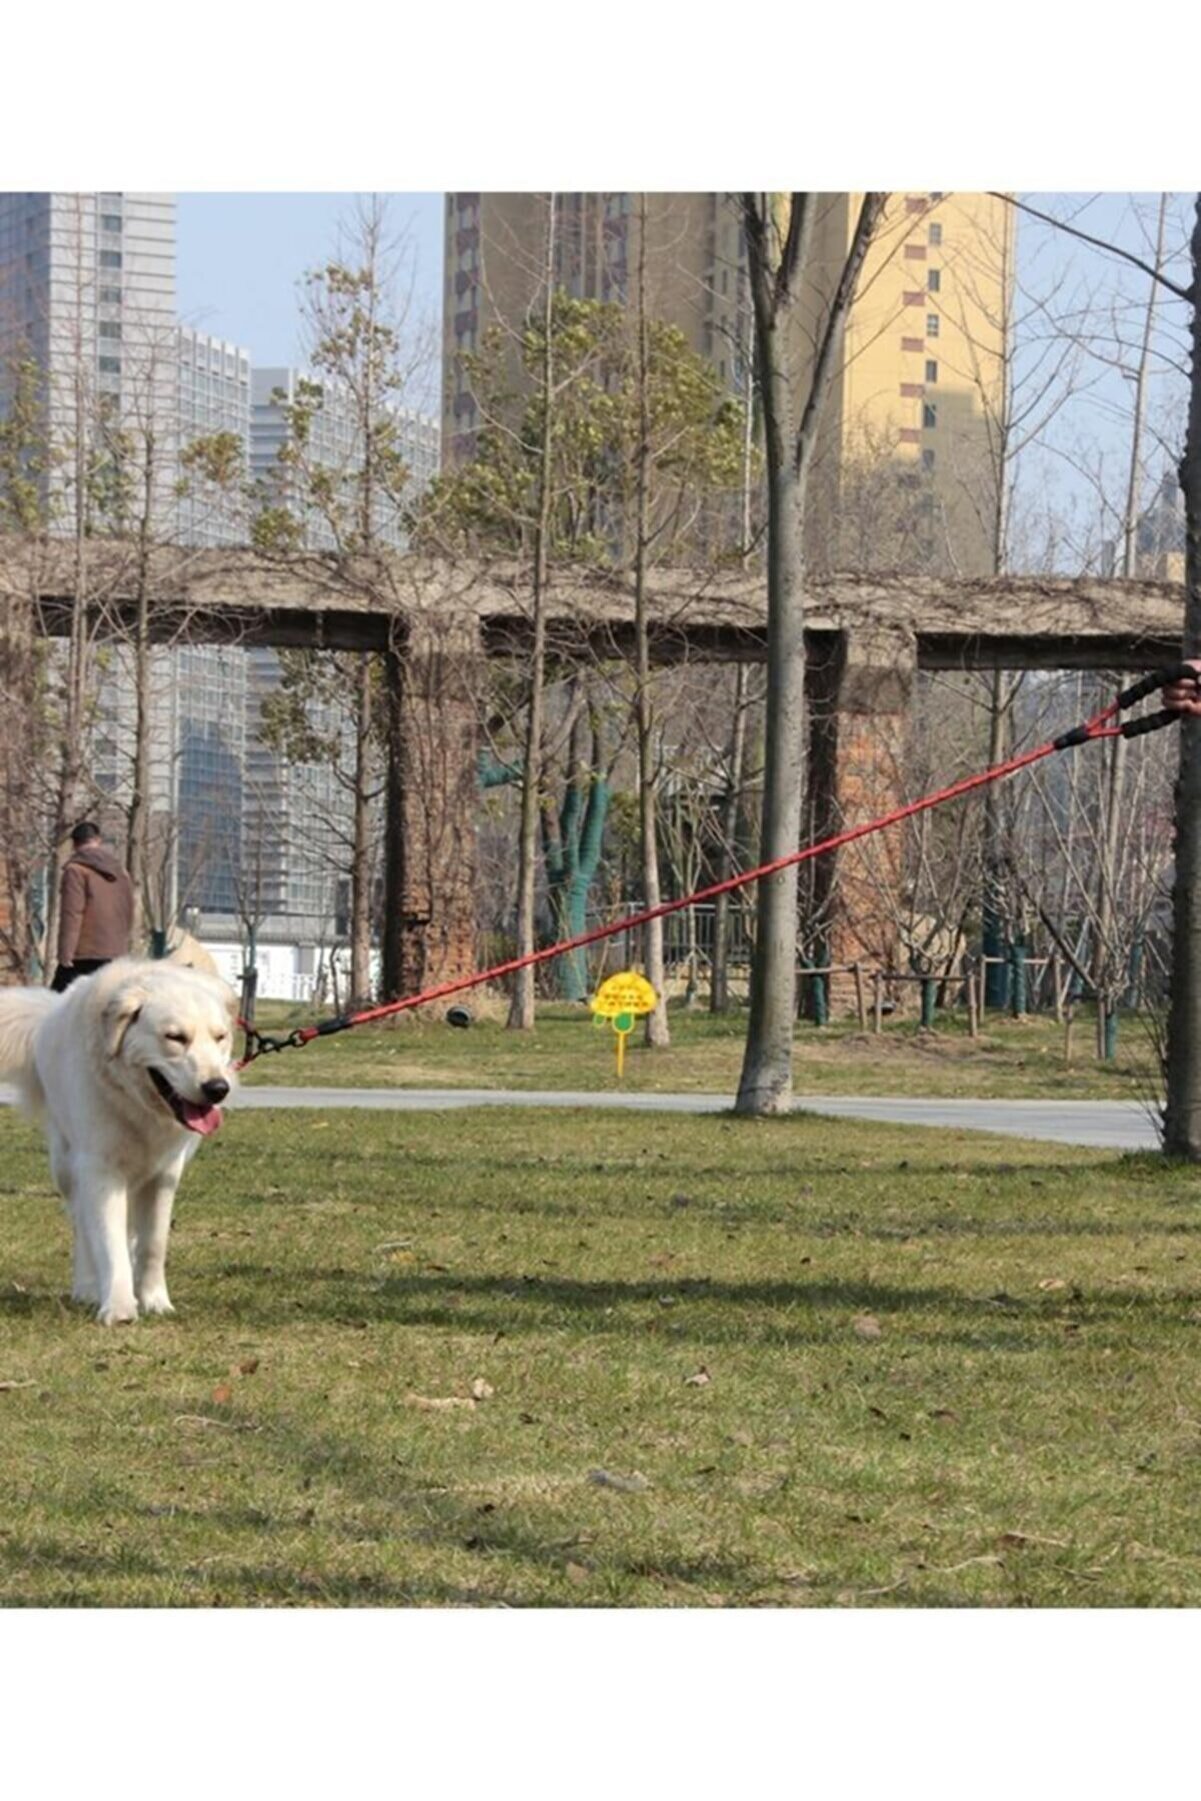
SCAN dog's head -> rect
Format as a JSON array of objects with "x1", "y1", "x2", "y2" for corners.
[{"x1": 100, "y1": 962, "x2": 238, "y2": 1136}]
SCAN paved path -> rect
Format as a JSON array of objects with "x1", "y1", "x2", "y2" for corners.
[{"x1": 0, "y1": 1083, "x2": 1158, "y2": 1149}]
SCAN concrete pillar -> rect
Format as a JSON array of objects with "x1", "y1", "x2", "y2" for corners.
[
  {"x1": 806, "y1": 624, "x2": 917, "y2": 997},
  {"x1": 381, "y1": 616, "x2": 483, "y2": 1002}
]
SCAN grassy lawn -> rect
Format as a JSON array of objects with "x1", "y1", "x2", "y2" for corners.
[
  {"x1": 1, "y1": 1102, "x2": 1199, "y2": 1606},
  {"x1": 242, "y1": 997, "x2": 1164, "y2": 1103}
]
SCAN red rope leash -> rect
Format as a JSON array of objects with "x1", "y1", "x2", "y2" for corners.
[{"x1": 235, "y1": 666, "x2": 1192, "y2": 1068}]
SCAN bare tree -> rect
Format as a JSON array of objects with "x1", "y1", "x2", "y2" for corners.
[
  {"x1": 735, "y1": 192, "x2": 888, "y2": 1116},
  {"x1": 507, "y1": 193, "x2": 558, "y2": 1030}
]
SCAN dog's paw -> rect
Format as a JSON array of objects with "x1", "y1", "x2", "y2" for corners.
[
  {"x1": 71, "y1": 1284, "x2": 100, "y2": 1306},
  {"x1": 97, "y1": 1296, "x2": 139, "y2": 1326},
  {"x1": 137, "y1": 1287, "x2": 175, "y2": 1317}
]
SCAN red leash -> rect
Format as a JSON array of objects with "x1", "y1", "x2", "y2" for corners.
[{"x1": 236, "y1": 666, "x2": 1192, "y2": 1067}]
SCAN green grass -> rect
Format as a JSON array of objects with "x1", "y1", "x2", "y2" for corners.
[
  {"x1": 1, "y1": 1103, "x2": 1200, "y2": 1606},
  {"x1": 243, "y1": 998, "x2": 1164, "y2": 1103}
]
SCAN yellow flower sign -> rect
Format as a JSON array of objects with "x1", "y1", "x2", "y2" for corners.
[{"x1": 590, "y1": 970, "x2": 658, "y2": 1078}]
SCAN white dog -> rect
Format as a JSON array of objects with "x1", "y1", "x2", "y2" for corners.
[{"x1": 0, "y1": 959, "x2": 237, "y2": 1324}]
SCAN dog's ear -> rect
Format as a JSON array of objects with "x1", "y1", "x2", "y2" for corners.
[{"x1": 103, "y1": 984, "x2": 148, "y2": 1058}]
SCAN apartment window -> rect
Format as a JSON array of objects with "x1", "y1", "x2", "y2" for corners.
[
  {"x1": 922, "y1": 447, "x2": 936, "y2": 472},
  {"x1": 925, "y1": 359, "x2": 938, "y2": 383},
  {"x1": 101, "y1": 213, "x2": 122, "y2": 232},
  {"x1": 99, "y1": 285, "x2": 121, "y2": 304},
  {"x1": 927, "y1": 268, "x2": 941, "y2": 293},
  {"x1": 923, "y1": 402, "x2": 937, "y2": 428},
  {"x1": 98, "y1": 355, "x2": 121, "y2": 374},
  {"x1": 929, "y1": 222, "x2": 943, "y2": 246},
  {"x1": 99, "y1": 320, "x2": 121, "y2": 340},
  {"x1": 927, "y1": 314, "x2": 940, "y2": 337},
  {"x1": 100, "y1": 249, "x2": 122, "y2": 269}
]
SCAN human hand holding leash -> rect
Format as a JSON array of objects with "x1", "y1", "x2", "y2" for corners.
[{"x1": 1162, "y1": 659, "x2": 1201, "y2": 717}]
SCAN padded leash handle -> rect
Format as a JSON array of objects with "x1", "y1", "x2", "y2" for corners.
[
  {"x1": 1116, "y1": 663, "x2": 1201, "y2": 710},
  {"x1": 1120, "y1": 707, "x2": 1179, "y2": 740}
]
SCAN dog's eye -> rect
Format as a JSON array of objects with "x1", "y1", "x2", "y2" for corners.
[{"x1": 164, "y1": 1030, "x2": 189, "y2": 1046}]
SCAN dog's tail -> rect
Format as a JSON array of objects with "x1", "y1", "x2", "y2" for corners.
[{"x1": 0, "y1": 987, "x2": 59, "y2": 1105}]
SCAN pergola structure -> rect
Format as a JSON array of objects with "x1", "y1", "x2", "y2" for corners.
[{"x1": 0, "y1": 540, "x2": 1186, "y2": 992}]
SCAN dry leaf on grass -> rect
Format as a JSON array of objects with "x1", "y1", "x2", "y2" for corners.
[
  {"x1": 684, "y1": 1367, "x2": 711, "y2": 1387},
  {"x1": 236, "y1": 1358, "x2": 260, "y2": 1377},
  {"x1": 565, "y1": 1561, "x2": 591, "y2": 1586},
  {"x1": 405, "y1": 1392, "x2": 476, "y2": 1412},
  {"x1": 211, "y1": 1383, "x2": 233, "y2": 1405},
  {"x1": 1037, "y1": 1278, "x2": 1067, "y2": 1292},
  {"x1": 587, "y1": 1468, "x2": 651, "y2": 1494},
  {"x1": 470, "y1": 1378, "x2": 495, "y2": 1401},
  {"x1": 0, "y1": 1380, "x2": 35, "y2": 1393},
  {"x1": 853, "y1": 1314, "x2": 883, "y2": 1339}
]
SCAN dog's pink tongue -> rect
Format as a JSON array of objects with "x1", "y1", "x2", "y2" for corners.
[{"x1": 180, "y1": 1099, "x2": 223, "y2": 1137}]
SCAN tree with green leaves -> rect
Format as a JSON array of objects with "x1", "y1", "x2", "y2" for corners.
[{"x1": 422, "y1": 231, "x2": 745, "y2": 1031}]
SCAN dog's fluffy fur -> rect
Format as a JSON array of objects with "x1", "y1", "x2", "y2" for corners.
[{"x1": 0, "y1": 959, "x2": 237, "y2": 1323}]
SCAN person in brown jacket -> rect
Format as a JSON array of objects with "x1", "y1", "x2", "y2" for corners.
[{"x1": 52, "y1": 822, "x2": 135, "y2": 993}]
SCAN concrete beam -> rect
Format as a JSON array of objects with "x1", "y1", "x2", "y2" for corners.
[{"x1": 3, "y1": 537, "x2": 1186, "y2": 671}]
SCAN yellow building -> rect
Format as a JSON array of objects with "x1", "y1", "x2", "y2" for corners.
[{"x1": 442, "y1": 192, "x2": 1013, "y2": 576}]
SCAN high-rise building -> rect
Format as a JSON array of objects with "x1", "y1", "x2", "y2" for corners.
[
  {"x1": 442, "y1": 191, "x2": 1011, "y2": 576},
  {"x1": 176, "y1": 324, "x2": 251, "y2": 544},
  {"x1": 0, "y1": 191, "x2": 178, "y2": 527},
  {"x1": 171, "y1": 326, "x2": 253, "y2": 918},
  {"x1": 250, "y1": 365, "x2": 440, "y2": 550}
]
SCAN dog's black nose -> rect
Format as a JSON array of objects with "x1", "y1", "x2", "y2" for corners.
[{"x1": 202, "y1": 1078, "x2": 230, "y2": 1104}]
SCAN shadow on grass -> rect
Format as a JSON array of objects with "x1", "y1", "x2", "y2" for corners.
[
  {"x1": 195, "y1": 1264, "x2": 1201, "y2": 1350},
  {"x1": 0, "y1": 1425, "x2": 767, "y2": 1607}
]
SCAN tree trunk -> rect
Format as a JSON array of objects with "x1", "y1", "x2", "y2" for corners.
[
  {"x1": 735, "y1": 409, "x2": 807, "y2": 1112},
  {"x1": 507, "y1": 193, "x2": 556, "y2": 1032},
  {"x1": 126, "y1": 441, "x2": 157, "y2": 950},
  {"x1": 350, "y1": 653, "x2": 373, "y2": 1005},
  {"x1": 981, "y1": 670, "x2": 1012, "y2": 1007},
  {"x1": 712, "y1": 662, "x2": 749, "y2": 1013},
  {"x1": 734, "y1": 192, "x2": 886, "y2": 1115},
  {"x1": 634, "y1": 195, "x2": 669, "y2": 1047},
  {"x1": 1096, "y1": 194, "x2": 1168, "y2": 1035},
  {"x1": 1162, "y1": 195, "x2": 1201, "y2": 1157}
]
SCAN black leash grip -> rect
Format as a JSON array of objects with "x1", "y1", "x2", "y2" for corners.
[
  {"x1": 313, "y1": 1015, "x2": 354, "y2": 1038},
  {"x1": 1053, "y1": 723, "x2": 1094, "y2": 750},
  {"x1": 1116, "y1": 663, "x2": 1200, "y2": 710},
  {"x1": 1121, "y1": 707, "x2": 1180, "y2": 740}
]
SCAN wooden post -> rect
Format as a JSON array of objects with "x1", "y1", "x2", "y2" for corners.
[
  {"x1": 967, "y1": 962, "x2": 979, "y2": 1040},
  {"x1": 853, "y1": 962, "x2": 868, "y2": 1032},
  {"x1": 872, "y1": 970, "x2": 884, "y2": 1035}
]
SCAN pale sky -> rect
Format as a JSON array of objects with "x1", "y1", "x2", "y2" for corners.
[
  {"x1": 175, "y1": 192, "x2": 444, "y2": 368},
  {"x1": 173, "y1": 190, "x2": 1194, "y2": 574}
]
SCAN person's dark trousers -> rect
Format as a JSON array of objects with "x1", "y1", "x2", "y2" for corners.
[{"x1": 50, "y1": 958, "x2": 110, "y2": 994}]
